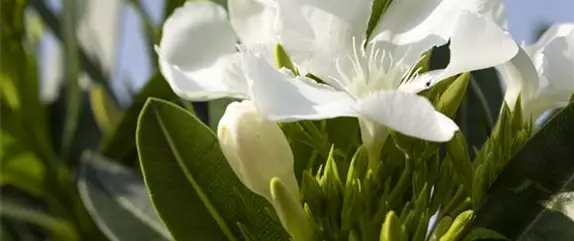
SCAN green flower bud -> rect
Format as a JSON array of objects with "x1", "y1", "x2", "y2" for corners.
[
  {"x1": 428, "y1": 216, "x2": 453, "y2": 241},
  {"x1": 380, "y1": 211, "x2": 407, "y2": 241},
  {"x1": 440, "y1": 210, "x2": 475, "y2": 241},
  {"x1": 446, "y1": 132, "x2": 473, "y2": 192},
  {"x1": 218, "y1": 100, "x2": 299, "y2": 201},
  {"x1": 270, "y1": 177, "x2": 314, "y2": 241},
  {"x1": 437, "y1": 72, "x2": 470, "y2": 118},
  {"x1": 301, "y1": 170, "x2": 323, "y2": 216}
]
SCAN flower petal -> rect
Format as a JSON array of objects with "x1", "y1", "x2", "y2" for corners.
[
  {"x1": 157, "y1": 49, "x2": 250, "y2": 100},
  {"x1": 535, "y1": 34, "x2": 574, "y2": 111},
  {"x1": 157, "y1": 2, "x2": 249, "y2": 100},
  {"x1": 369, "y1": 0, "x2": 508, "y2": 70},
  {"x1": 241, "y1": 52, "x2": 358, "y2": 122},
  {"x1": 526, "y1": 23, "x2": 574, "y2": 57},
  {"x1": 427, "y1": 11, "x2": 518, "y2": 85},
  {"x1": 496, "y1": 47, "x2": 540, "y2": 110},
  {"x1": 358, "y1": 91, "x2": 458, "y2": 142},
  {"x1": 229, "y1": 0, "x2": 277, "y2": 45},
  {"x1": 276, "y1": 0, "x2": 372, "y2": 80},
  {"x1": 370, "y1": 0, "x2": 507, "y2": 45}
]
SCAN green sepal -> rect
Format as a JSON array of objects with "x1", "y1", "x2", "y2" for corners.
[
  {"x1": 341, "y1": 176, "x2": 362, "y2": 232},
  {"x1": 379, "y1": 211, "x2": 407, "y2": 241},
  {"x1": 440, "y1": 210, "x2": 475, "y2": 241},
  {"x1": 437, "y1": 72, "x2": 471, "y2": 118},
  {"x1": 510, "y1": 95, "x2": 524, "y2": 132},
  {"x1": 274, "y1": 44, "x2": 299, "y2": 76},
  {"x1": 428, "y1": 216, "x2": 453, "y2": 241},
  {"x1": 301, "y1": 170, "x2": 324, "y2": 217},
  {"x1": 446, "y1": 132, "x2": 473, "y2": 193},
  {"x1": 319, "y1": 146, "x2": 344, "y2": 217},
  {"x1": 270, "y1": 177, "x2": 314, "y2": 241},
  {"x1": 412, "y1": 211, "x2": 430, "y2": 241}
]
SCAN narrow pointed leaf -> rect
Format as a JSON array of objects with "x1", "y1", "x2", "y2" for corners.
[{"x1": 471, "y1": 102, "x2": 574, "y2": 240}]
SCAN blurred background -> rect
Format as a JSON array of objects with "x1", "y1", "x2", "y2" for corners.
[
  {"x1": 1, "y1": 0, "x2": 573, "y2": 240},
  {"x1": 37, "y1": 0, "x2": 574, "y2": 106}
]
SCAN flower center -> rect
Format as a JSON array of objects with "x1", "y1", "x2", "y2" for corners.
[{"x1": 328, "y1": 38, "x2": 423, "y2": 99}]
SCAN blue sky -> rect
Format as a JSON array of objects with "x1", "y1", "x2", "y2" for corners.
[{"x1": 43, "y1": 0, "x2": 574, "y2": 103}]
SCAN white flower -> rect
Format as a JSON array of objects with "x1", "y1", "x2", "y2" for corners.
[
  {"x1": 241, "y1": 0, "x2": 517, "y2": 162},
  {"x1": 498, "y1": 23, "x2": 574, "y2": 121},
  {"x1": 217, "y1": 100, "x2": 299, "y2": 201},
  {"x1": 155, "y1": 0, "x2": 277, "y2": 101}
]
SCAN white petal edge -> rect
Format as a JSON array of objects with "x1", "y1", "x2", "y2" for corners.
[
  {"x1": 496, "y1": 47, "x2": 540, "y2": 110},
  {"x1": 535, "y1": 34, "x2": 574, "y2": 112},
  {"x1": 241, "y1": 51, "x2": 359, "y2": 122},
  {"x1": 427, "y1": 11, "x2": 518, "y2": 86},
  {"x1": 157, "y1": 47, "x2": 250, "y2": 101},
  {"x1": 370, "y1": 0, "x2": 506, "y2": 45},
  {"x1": 275, "y1": 0, "x2": 372, "y2": 80},
  {"x1": 228, "y1": 0, "x2": 277, "y2": 45},
  {"x1": 526, "y1": 23, "x2": 574, "y2": 56},
  {"x1": 157, "y1": 2, "x2": 249, "y2": 100},
  {"x1": 358, "y1": 90, "x2": 459, "y2": 142}
]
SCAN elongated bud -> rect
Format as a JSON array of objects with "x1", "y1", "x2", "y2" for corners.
[
  {"x1": 380, "y1": 211, "x2": 407, "y2": 241},
  {"x1": 218, "y1": 100, "x2": 299, "y2": 201},
  {"x1": 437, "y1": 72, "x2": 470, "y2": 118},
  {"x1": 439, "y1": 210, "x2": 475, "y2": 241},
  {"x1": 428, "y1": 216, "x2": 453, "y2": 241},
  {"x1": 270, "y1": 177, "x2": 314, "y2": 241},
  {"x1": 446, "y1": 132, "x2": 473, "y2": 192}
]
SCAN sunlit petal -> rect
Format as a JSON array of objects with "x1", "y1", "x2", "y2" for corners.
[
  {"x1": 157, "y1": 2, "x2": 249, "y2": 100},
  {"x1": 276, "y1": 0, "x2": 372, "y2": 81},
  {"x1": 241, "y1": 52, "x2": 358, "y2": 122},
  {"x1": 428, "y1": 11, "x2": 518, "y2": 85},
  {"x1": 526, "y1": 23, "x2": 574, "y2": 57},
  {"x1": 496, "y1": 47, "x2": 540, "y2": 110},
  {"x1": 229, "y1": 0, "x2": 277, "y2": 44},
  {"x1": 358, "y1": 90, "x2": 458, "y2": 142}
]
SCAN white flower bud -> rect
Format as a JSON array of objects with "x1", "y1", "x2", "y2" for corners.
[{"x1": 217, "y1": 100, "x2": 299, "y2": 201}]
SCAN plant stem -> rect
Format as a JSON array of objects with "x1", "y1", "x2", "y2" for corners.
[{"x1": 60, "y1": 0, "x2": 82, "y2": 163}]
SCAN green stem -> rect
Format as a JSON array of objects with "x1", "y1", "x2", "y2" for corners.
[{"x1": 60, "y1": 0, "x2": 82, "y2": 163}]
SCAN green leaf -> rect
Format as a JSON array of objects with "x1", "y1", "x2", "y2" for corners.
[
  {"x1": 60, "y1": 0, "x2": 82, "y2": 162},
  {"x1": 136, "y1": 98, "x2": 288, "y2": 241},
  {"x1": 99, "y1": 74, "x2": 183, "y2": 165},
  {"x1": 0, "y1": 15, "x2": 52, "y2": 163},
  {"x1": 471, "y1": 102, "x2": 574, "y2": 240},
  {"x1": 463, "y1": 228, "x2": 509, "y2": 241},
  {"x1": 1, "y1": 151, "x2": 46, "y2": 197},
  {"x1": 0, "y1": 100, "x2": 46, "y2": 197},
  {"x1": 0, "y1": 198, "x2": 79, "y2": 241},
  {"x1": 77, "y1": 151, "x2": 171, "y2": 241},
  {"x1": 365, "y1": 0, "x2": 392, "y2": 40},
  {"x1": 0, "y1": 222, "x2": 18, "y2": 241}
]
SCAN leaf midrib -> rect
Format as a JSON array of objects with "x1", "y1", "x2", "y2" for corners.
[{"x1": 151, "y1": 105, "x2": 238, "y2": 241}]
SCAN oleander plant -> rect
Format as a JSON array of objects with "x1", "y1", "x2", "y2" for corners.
[{"x1": 2, "y1": 0, "x2": 574, "y2": 240}]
